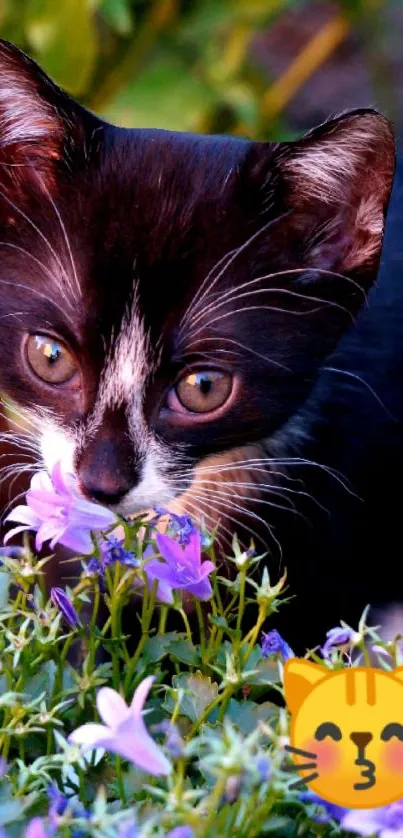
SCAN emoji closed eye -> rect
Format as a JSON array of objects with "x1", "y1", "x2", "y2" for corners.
[
  {"x1": 381, "y1": 723, "x2": 403, "y2": 741},
  {"x1": 314, "y1": 722, "x2": 342, "y2": 741}
]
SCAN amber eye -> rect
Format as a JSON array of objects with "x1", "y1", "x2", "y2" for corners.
[
  {"x1": 175, "y1": 370, "x2": 233, "y2": 413},
  {"x1": 25, "y1": 335, "x2": 77, "y2": 385}
]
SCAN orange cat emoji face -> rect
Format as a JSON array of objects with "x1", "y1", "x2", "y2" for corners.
[{"x1": 283, "y1": 660, "x2": 403, "y2": 808}]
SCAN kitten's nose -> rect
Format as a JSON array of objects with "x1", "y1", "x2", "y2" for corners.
[
  {"x1": 77, "y1": 422, "x2": 139, "y2": 507},
  {"x1": 80, "y1": 473, "x2": 132, "y2": 506},
  {"x1": 350, "y1": 732, "x2": 373, "y2": 749}
]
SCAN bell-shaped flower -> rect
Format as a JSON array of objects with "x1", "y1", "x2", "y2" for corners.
[{"x1": 69, "y1": 676, "x2": 171, "y2": 776}]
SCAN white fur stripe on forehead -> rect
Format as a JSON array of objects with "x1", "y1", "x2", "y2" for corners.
[{"x1": 98, "y1": 288, "x2": 153, "y2": 411}]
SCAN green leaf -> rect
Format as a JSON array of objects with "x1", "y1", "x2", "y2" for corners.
[
  {"x1": 103, "y1": 53, "x2": 215, "y2": 132},
  {"x1": 142, "y1": 631, "x2": 177, "y2": 663},
  {"x1": 25, "y1": 0, "x2": 97, "y2": 95},
  {"x1": 99, "y1": 0, "x2": 134, "y2": 35},
  {"x1": 165, "y1": 672, "x2": 219, "y2": 722},
  {"x1": 24, "y1": 660, "x2": 57, "y2": 700},
  {"x1": 167, "y1": 636, "x2": 201, "y2": 666},
  {"x1": 225, "y1": 698, "x2": 278, "y2": 734}
]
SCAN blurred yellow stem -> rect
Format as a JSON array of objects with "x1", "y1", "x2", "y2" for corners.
[{"x1": 261, "y1": 13, "x2": 350, "y2": 124}]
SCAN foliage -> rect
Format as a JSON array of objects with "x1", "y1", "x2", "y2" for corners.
[
  {"x1": 0, "y1": 468, "x2": 400, "y2": 836},
  {"x1": 0, "y1": 0, "x2": 395, "y2": 140}
]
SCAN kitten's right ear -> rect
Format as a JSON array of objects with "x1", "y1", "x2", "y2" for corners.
[
  {"x1": 283, "y1": 660, "x2": 327, "y2": 714},
  {"x1": 0, "y1": 39, "x2": 97, "y2": 182}
]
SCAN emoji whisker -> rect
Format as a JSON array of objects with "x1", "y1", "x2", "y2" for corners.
[
  {"x1": 289, "y1": 772, "x2": 319, "y2": 790},
  {"x1": 284, "y1": 744, "x2": 318, "y2": 760},
  {"x1": 283, "y1": 762, "x2": 317, "y2": 772}
]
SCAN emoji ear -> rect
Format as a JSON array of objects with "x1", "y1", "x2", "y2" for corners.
[
  {"x1": 283, "y1": 659, "x2": 328, "y2": 715},
  {"x1": 392, "y1": 667, "x2": 403, "y2": 684}
]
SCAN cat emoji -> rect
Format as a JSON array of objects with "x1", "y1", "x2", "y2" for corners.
[{"x1": 283, "y1": 659, "x2": 403, "y2": 808}]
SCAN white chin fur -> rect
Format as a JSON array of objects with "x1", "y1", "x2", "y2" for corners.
[{"x1": 40, "y1": 426, "x2": 76, "y2": 474}]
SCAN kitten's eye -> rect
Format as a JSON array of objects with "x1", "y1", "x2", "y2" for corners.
[
  {"x1": 173, "y1": 370, "x2": 233, "y2": 414},
  {"x1": 25, "y1": 335, "x2": 77, "y2": 385},
  {"x1": 314, "y1": 722, "x2": 342, "y2": 741},
  {"x1": 381, "y1": 723, "x2": 403, "y2": 741}
]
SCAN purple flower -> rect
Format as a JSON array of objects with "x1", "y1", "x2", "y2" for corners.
[
  {"x1": 342, "y1": 801, "x2": 403, "y2": 836},
  {"x1": 46, "y1": 782, "x2": 89, "y2": 828},
  {"x1": 100, "y1": 535, "x2": 139, "y2": 568},
  {"x1": 300, "y1": 791, "x2": 346, "y2": 824},
  {"x1": 144, "y1": 531, "x2": 214, "y2": 604},
  {"x1": 25, "y1": 820, "x2": 50, "y2": 838},
  {"x1": 321, "y1": 625, "x2": 360, "y2": 659},
  {"x1": 153, "y1": 507, "x2": 197, "y2": 546},
  {"x1": 261, "y1": 629, "x2": 294, "y2": 661},
  {"x1": 256, "y1": 756, "x2": 271, "y2": 781},
  {"x1": 4, "y1": 462, "x2": 116, "y2": 555},
  {"x1": 50, "y1": 587, "x2": 80, "y2": 629},
  {"x1": 166, "y1": 829, "x2": 194, "y2": 838},
  {"x1": 69, "y1": 676, "x2": 171, "y2": 776}
]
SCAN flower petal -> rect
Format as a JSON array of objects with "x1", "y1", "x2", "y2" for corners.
[
  {"x1": 113, "y1": 730, "x2": 172, "y2": 775},
  {"x1": 35, "y1": 519, "x2": 65, "y2": 551},
  {"x1": 184, "y1": 529, "x2": 201, "y2": 566},
  {"x1": 97, "y1": 687, "x2": 129, "y2": 728},
  {"x1": 129, "y1": 675, "x2": 155, "y2": 718},
  {"x1": 185, "y1": 577, "x2": 213, "y2": 601},
  {"x1": 69, "y1": 723, "x2": 115, "y2": 751},
  {"x1": 155, "y1": 533, "x2": 186, "y2": 568},
  {"x1": 4, "y1": 505, "x2": 41, "y2": 527},
  {"x1": 30, "y1": 470, "x2": 53, "y2": 494},
  {"x1": 57, "y1": 527, "x2": 94, "y2": 555},
  {"x1": 3, "y1": 525, "x2": 32, "y2": 544}
]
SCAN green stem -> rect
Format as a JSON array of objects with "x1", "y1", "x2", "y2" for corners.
[
  {"x1": 158, "y1": 606, "x2": 168, "y2": 635},
  {"x1": 188, "y1": 684, "x2": 233, "y2": 738},
  {"x1": 236, "y1": 569, "x2": 247, "y2": 635},
  {"x1": 195, "y1": 601, "x2": 205, "y2": 661},
  {"x1": 115, "y1": 755, "x2": 126, "y2": 804},
  {"x1": 243, "y1": 604, "x2": 267, "y2": 665},
  {"x1": 178, "y1": 609, "x2": 193, "y2": 644}
]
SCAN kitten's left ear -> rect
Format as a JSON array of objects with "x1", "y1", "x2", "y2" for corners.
[
  {"x1": 249, "y1": 108, "x2": 395, "y2": 296},
  {"x1": 0, "y1": 39, "x2": 98, "y2": 185}
]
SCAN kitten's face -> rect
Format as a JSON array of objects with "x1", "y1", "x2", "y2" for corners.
[
  {"x1": 284, "y1": 660, "x2": 403, "y2": 809},
  {"x1": 0, "y1": 40, "x2": 395, "y2": 540}
]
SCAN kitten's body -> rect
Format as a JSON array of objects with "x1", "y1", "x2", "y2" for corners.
[
  {"x1": 0, "y1": 40, "x2": 398, "y2": 653},
  {"x1": 272, "y1": 156, "x2": 403, "y2": 651}
]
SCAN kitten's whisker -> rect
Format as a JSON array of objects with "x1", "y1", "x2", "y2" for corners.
[
  {"x1": 185, "y1": 268, "x2": 365, "y2": 333},
  {"x1": 289, "y1": 772, "x2": 319, "y2": 790},
  {"x1": 186, "y1": 300, "x2": 353, "y2": 344},
  {"x1": 41, "y1": 184, "x2": 80, "y2": 299},
  {"x1": 0, "y1": 279, "x2": 77, "y2": 330},
  {"x1": 0, "y1": 187, "x2": 71, "y2": 288},
  {"x1": 285, "y1": 744, "x2": 318, "y2": 759},
  {"x1": 323, "y1": 366, "x2": 396, "y2": 420},
  {"x1": 184, "y1": 336, "x2": 289, "y2": 371},
  {"x1": 180, "y1": 212, "x2": 292, "y2": 329},
  {"x1": 283, "y1": 762, "x2": 318, "y2": 772},
  {"x1": 185, "y1": 485, "x2": 281, "y2": 555}
]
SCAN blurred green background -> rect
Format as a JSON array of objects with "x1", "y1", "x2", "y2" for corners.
[{"x1": 0, "y1": 0, "x2": 401, "y2": 142}]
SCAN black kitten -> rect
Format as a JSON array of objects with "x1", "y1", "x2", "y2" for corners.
[{"x1": 0, "y1": 40, "x2": 395, "y2": 641}]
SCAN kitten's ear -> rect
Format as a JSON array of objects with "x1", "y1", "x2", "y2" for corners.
[
  {"x1": 283, "y1": 660, "x2": 327, "y2": 715},
  {"x1": 0, "y1": 39, "x2": 95, "y2": 183},
  {"x1": 251, "y1": 108, "x2": 395, "y2": 287}
]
